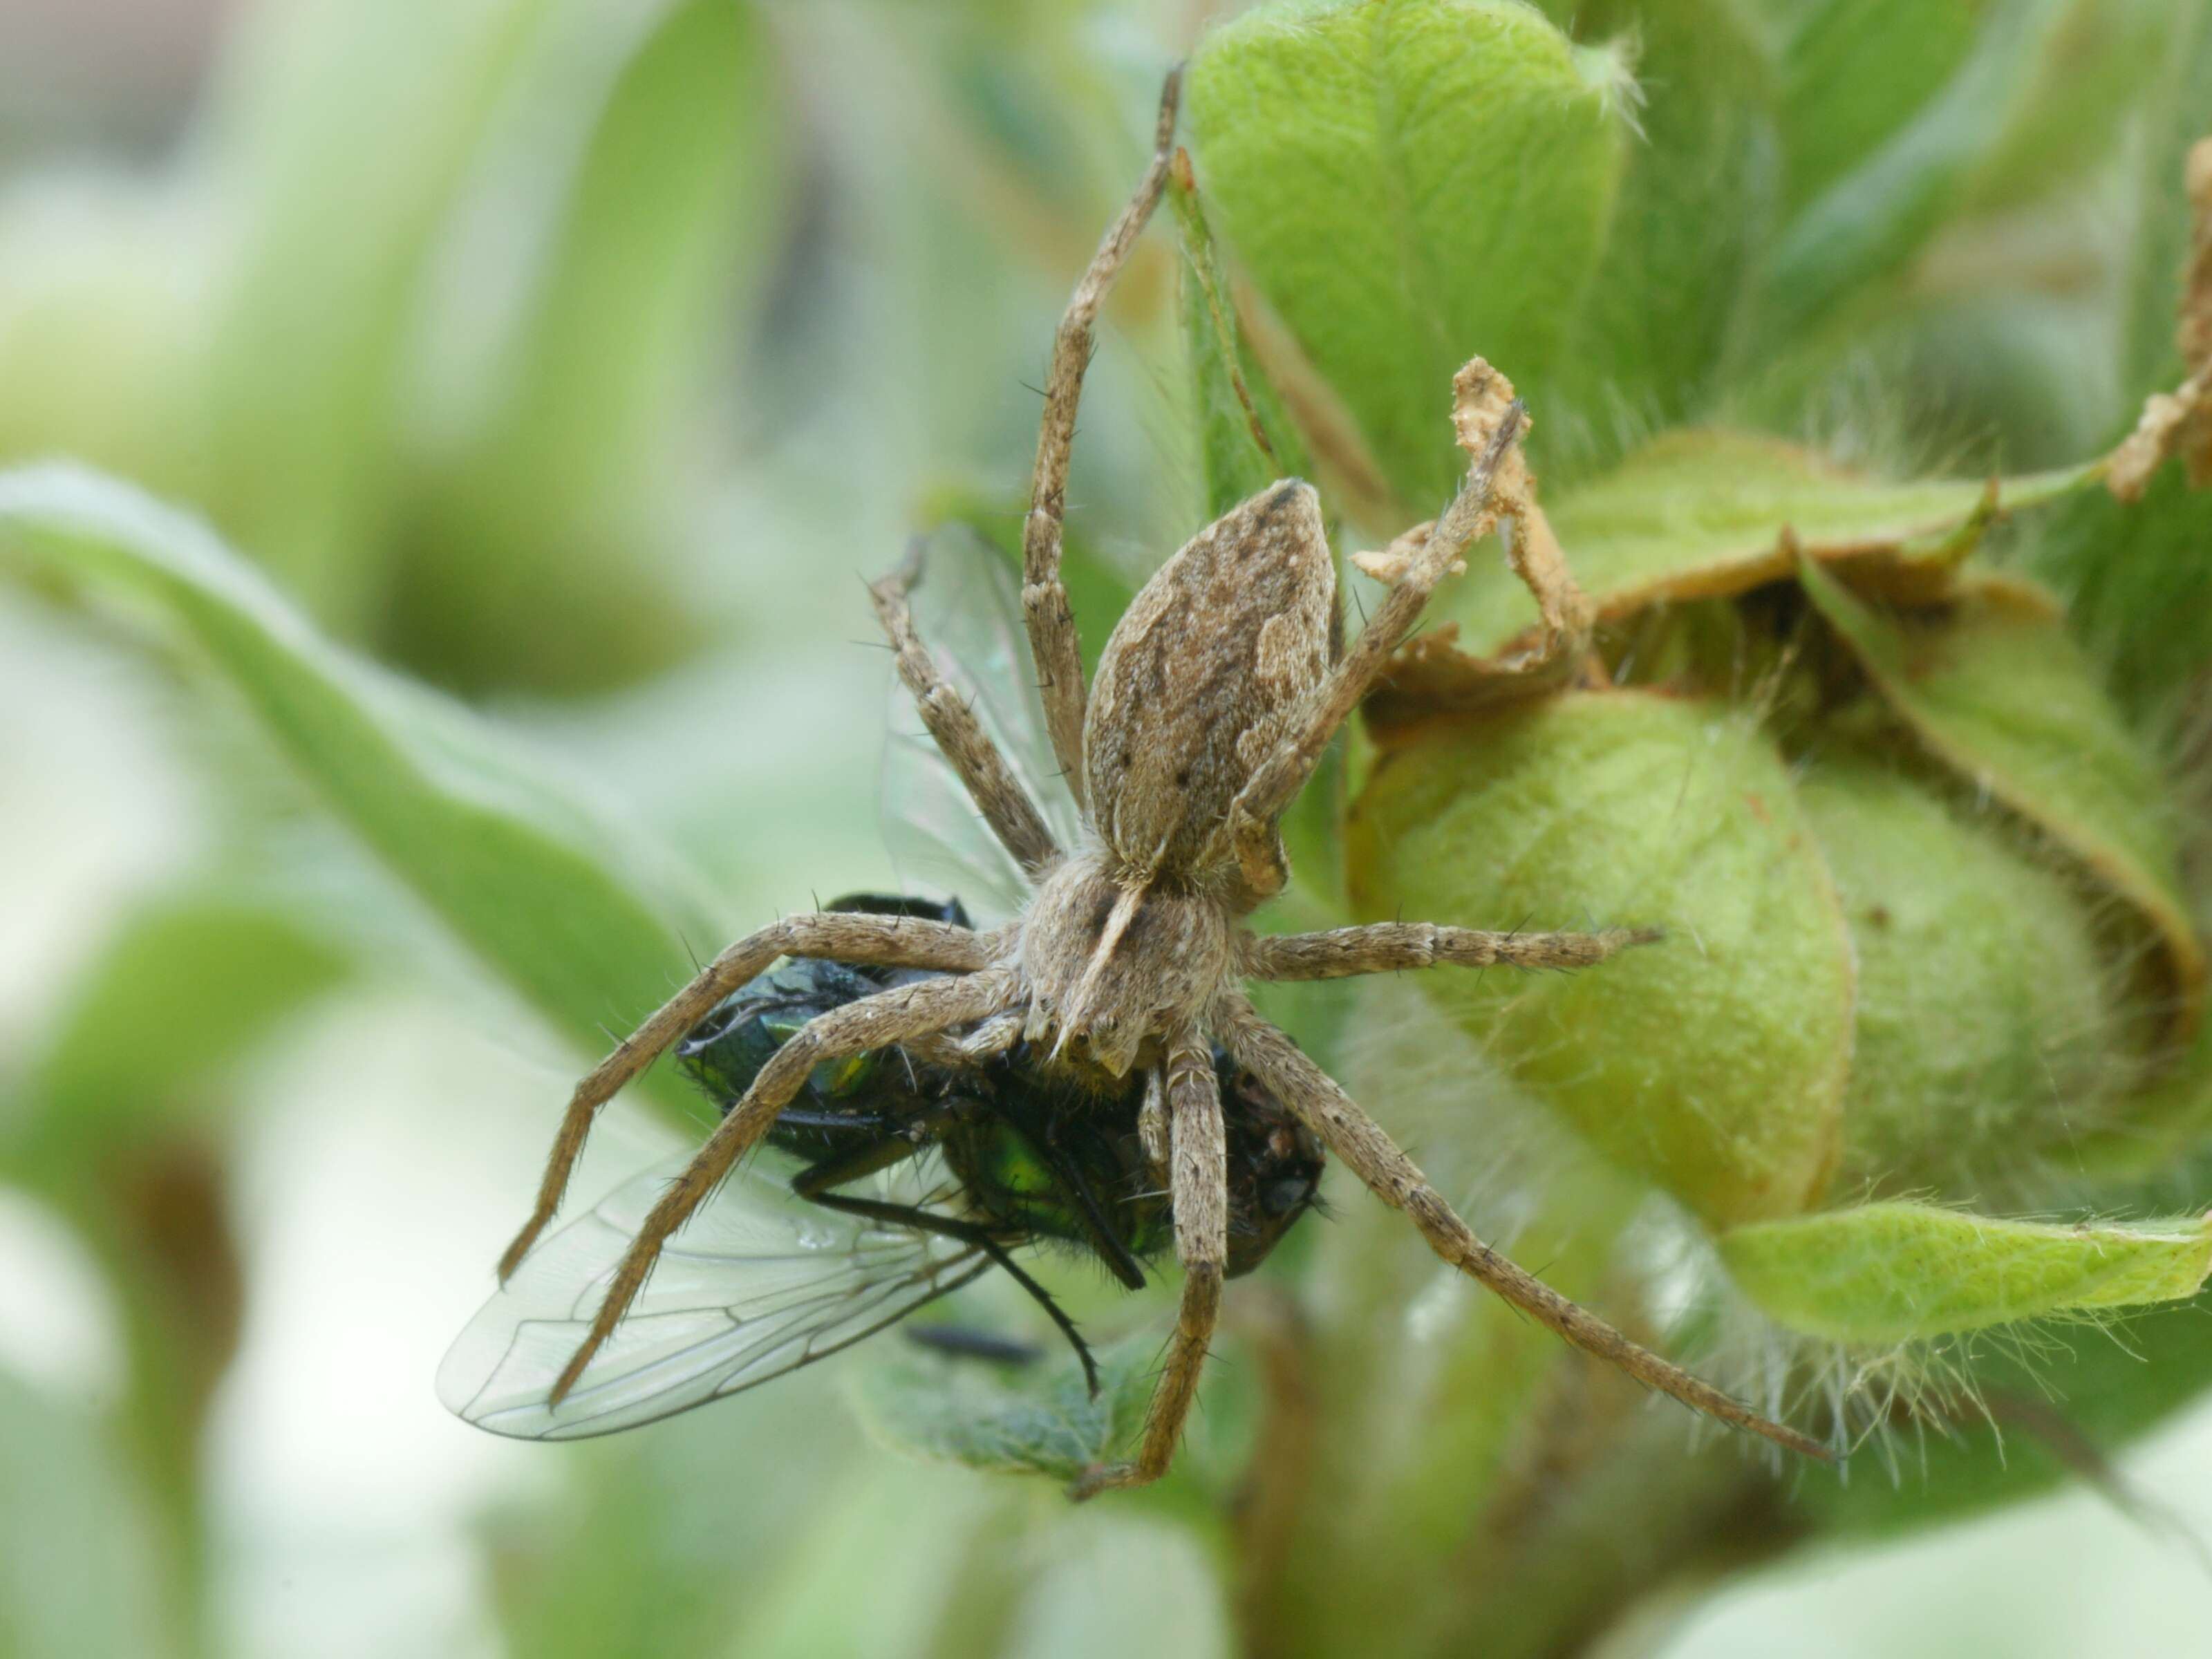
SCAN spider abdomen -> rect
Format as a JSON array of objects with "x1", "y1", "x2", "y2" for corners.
[{"x1": 1082, "y1": 480, "x2": 1333, "y2": 879}]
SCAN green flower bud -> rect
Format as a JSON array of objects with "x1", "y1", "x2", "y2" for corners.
[{"x1": 1346, "y1": 436, "x2": 2209, "y2": 1344}]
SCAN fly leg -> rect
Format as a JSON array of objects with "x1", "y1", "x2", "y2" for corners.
[
  {"x1": 791, "y1": 1126, "x2": 1103, "y2": 1395},
  {"x1": 1035, "y1": 1112, "x2": 1150, "y2": 1291}
]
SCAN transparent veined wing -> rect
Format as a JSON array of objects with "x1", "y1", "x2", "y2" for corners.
[
  {"x1": 879, "y1": 523, "x2": 1085, "y2": 928},
  {"x1": 438, "y1": 1152, "x2": 991, "y2": 1440}
]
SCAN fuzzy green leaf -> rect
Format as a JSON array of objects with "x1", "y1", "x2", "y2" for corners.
[
  {"x1": 1797, "y1": 556, "x2": 2204, "y2": 1033},
  {"x1": 1803, "y1": 1277, "x2": 2212, "y2": 1539},
  {"x1": 1721, "y1": 1203, "x2": 2212, "y2": 1344},
  {"x1": 1170, "y1": 169, "x2": 1313, "y2": 520},
  {"x1": 1185, "y1": 0, "x2": 1626, "y2": 514},
  {"x1": 849, "y1": 1332, "x2": 1156, "y2": 1483},
  {"x1": 0, "y1": 465, "x2": 722, "y2": 1121},
  {"x1": 1530, "y1": 0, "x2": 1781, "y2": 454},
  {"x1": 1347, "y1": 691, "x2": 1854, "y2": 1227}
]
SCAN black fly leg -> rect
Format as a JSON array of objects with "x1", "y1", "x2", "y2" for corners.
[
  {"x1": 1036, "y1": 1114, "x2": 1150, "y2": 1291},
  {"x1": 789, "y1": 1131, "x2": 1104, "y2": 1395}
]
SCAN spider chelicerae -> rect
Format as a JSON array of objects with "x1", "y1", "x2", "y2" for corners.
[{"x1": 485, "y1": 69, "x2": 1826, "y2": 1494}]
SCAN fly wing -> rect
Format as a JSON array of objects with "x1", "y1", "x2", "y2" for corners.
[
  {"x1": 439, "y1": 1153, "x2": 988, "y2": 1440},
  {"x1": 879, "y1": 524, "x2": 1084, "y2": 927}
]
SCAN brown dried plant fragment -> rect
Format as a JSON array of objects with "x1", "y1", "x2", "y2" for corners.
[
  {"x1": 2110, "y1": 137, "x2": 2212, "y2": 503},
  {"x1": 1359, "y1": 360, "x2": 1596, "y2": 725},
  {"x1": 1349, "y1": 521, "x2": 1452, "y2": 587}
]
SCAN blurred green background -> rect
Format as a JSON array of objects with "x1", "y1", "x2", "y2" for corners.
[{"x1": 1, "y1": 1, "x2": 2210, "y2": 1655}]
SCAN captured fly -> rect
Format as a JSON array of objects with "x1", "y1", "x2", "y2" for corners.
[
  {"x1": 439, "y1": 530, "x2": 1324, "y2": 1442},
  {"x1": 440, "y1": 887, "x2": 1322, "y2": 1438}
]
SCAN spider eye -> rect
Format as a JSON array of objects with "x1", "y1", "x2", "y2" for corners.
[{"x1": 1264, "y1": 1178, "x2": 1311, "y2": 1217}]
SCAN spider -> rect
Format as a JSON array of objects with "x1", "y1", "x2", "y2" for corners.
[{"x1": 489, "y1": 68, "x2": 1828, "y2": 1494}]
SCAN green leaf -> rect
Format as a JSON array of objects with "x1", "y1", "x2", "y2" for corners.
[
  {"x1": 6, "y1": 888, "x2": 348, "y2": 1179},
  {"x1": 1960, "y1": 0, "x2": 2174, "y2": 216},
  {"x1": 2022, "y1": 465, "x2": 2212, "y2": 722},
  {"x1": 395, "y1": 0, "x2": 789, "y2": 693},
  {"x1": 1431, "y1": 429, "x2": 2085, "y2": 657},
  {"x1": 1796, "y1": 752, "x2": 2133, "y2": 1199},
  {"x1": 849, "y1": 1331, "x2": 1156, "y2": 1483},
  {"x1": 1721, "y1": 1202, "x2": 2212, "y2": 1344},
  {"x1": 1186, "y1": 0, "x2": 1627, "y2": 514},
  {"x1": 1347, "y1": 691, "x2": 1855, "y2": 1228},
  {"x1": 0, "y1": 1368, "x2": 180, "y2": 1659},
  {"x1": 1170, "y1": 167, "x2": 1313, "y2": 520},
  {"x1": 1797, "y1": 556, "x2": 2204, "y2": 1034},
  {"x1": 1802, "y1": 1278, "x2": 2212, "y2": 1539},
  {"x1": 1767, "y1": 0, "x2": 1983, "y2": 215},
  {"x1": 193, "y1": 0, "x2": 547, "y2": 626},
  {"x1": 0, "y1": 465, "x2": 723, "y2": 1122},
  {"x1": 1531, "y1": 0, "x2": 1783, "y2": 454},
  {"x1": 1751, "y1": 1, "x2": 2072, "y2": 350}
]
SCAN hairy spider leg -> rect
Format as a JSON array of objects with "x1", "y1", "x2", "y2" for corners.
[
  {"x1": 551, "y1": 967, "x2": 1023, "y2": 1402},
  {"x1": 1072, "y1": 1027, "x2": 1227, "y2": 1497},
  {"x1": 498, "y1": 910, "x2": 994, "y2": 1280},
  {"x1": 1239, "y1": 921, "x2": 1661, "y2": 980},
  {"x1": 1020, "y1": 69, "x2": 1185, "y2": 808},
  {"x1": 872, "y1": 545, "x2": 1061, "y2": 877},
  {"x1": 1215, "y1": 993, "x2": 1830, "y2": 1463}
]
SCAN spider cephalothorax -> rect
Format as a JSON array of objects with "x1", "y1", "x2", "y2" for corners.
[{"x1": 486, "y1": 70, "x2": 1827, "y2": 1494}]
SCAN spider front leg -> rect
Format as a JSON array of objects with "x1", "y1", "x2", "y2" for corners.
[
  {"x1": 496, "y1": 909, "x2": 996, "y2": 1280},
  {"x1": 1239, "y1": 921, "x2": 1660, "y2": 980},
  {"x1": 1072, "y1": 1027, "x2": 1226, "y2": 1499},
  {"x1": 872, "y1": 545, "x2": 1060, "y2": 877},
  {"x1": 1021, "y1": 68, "x2": 1182, "y2": 807},
  {"x1": 551, "y1": 965, "x2": 1021, "y2": 1402},
  {"x1": 1226, "y1": 384, "x2": 1528, "y2": 898},
  {"x1": 1215, "y1": 994, "x2": 1830, "y2": 1463}
]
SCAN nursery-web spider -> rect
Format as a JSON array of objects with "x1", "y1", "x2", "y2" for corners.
[{"x1": 489, "y1": 68, "x2": 1828, "y2": 1493}]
